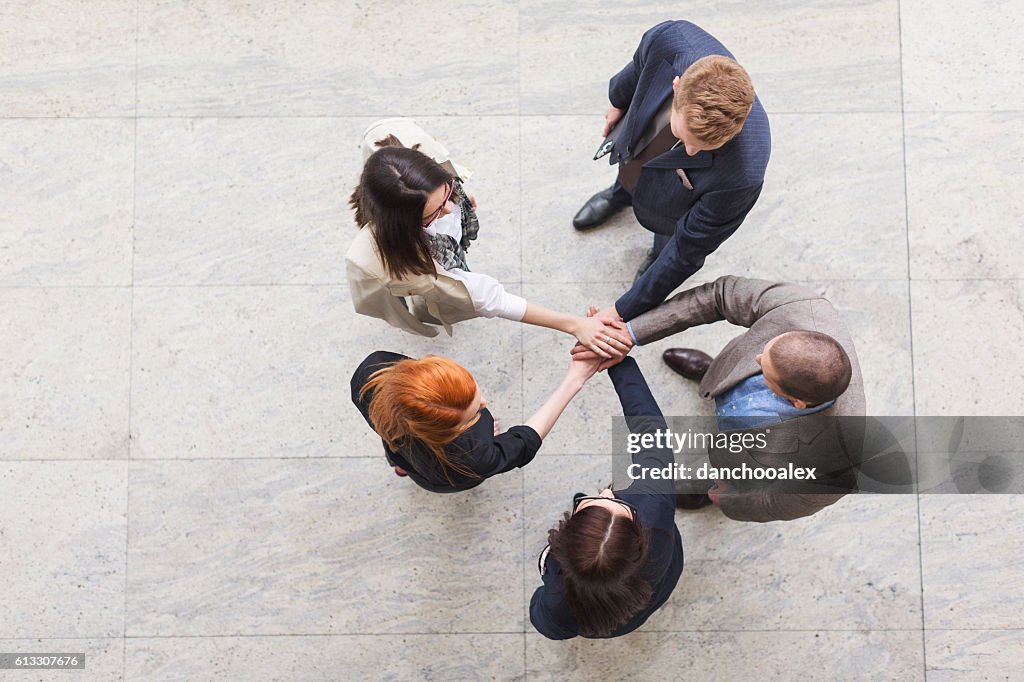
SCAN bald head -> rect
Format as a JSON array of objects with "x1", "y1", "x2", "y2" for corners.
[{"x1": 761, "y1": 331, "x2": 852, "y2": 407}]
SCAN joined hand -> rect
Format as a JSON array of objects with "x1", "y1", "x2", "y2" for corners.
[{"x1": 570, "y1": 305, "x2": 633, "y2": 370}]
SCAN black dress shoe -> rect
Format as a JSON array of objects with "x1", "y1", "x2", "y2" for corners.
[
  {"x1": 634, "y1": 249, "x2": 657, "y2": 281},
  {"x1": 663, "y1": 348, "x2": 713, "y2": 381},
  {"x1": 573, "y1": 187, "x2": 625, "y2": 231}
]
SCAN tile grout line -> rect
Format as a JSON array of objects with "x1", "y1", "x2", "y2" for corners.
[
  {"x1": 8, "y1": 626, "x2": 988, "y2": 641},
  {"x1": 123, "y1": 4, "x2": 141, "y2": 679},
  {"x1": 7, "y1": 276, "x2": 1024, "y2": 293},
  {"x1": 896, "y1": 1, "x2": 929, "y2": 679},
  {"x1": 0, "y1": 109, "x2": 1019, "y2": 121},
  {"x1": 0, "y1": 452, "x2": 646, "y2": 463},
  {"x1": 518, "y1": 17, "x2": 528, "y2": 672},
  {"x1": 6, "y1": 276, "x2": 1024, "y2": 292}
]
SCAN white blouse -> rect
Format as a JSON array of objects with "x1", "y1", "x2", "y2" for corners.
[{"x1": 424, "y1": 205, "x2": 528, "y2": 321}]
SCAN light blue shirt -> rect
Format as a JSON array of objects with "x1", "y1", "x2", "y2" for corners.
[{"x1": 715, "y1": 372, "x2": 833, "y2": 432}]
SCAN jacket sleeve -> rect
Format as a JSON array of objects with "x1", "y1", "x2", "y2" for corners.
[
  {"x1": 443, "y1": 267, "x2": 529, "y2": 321},
  {"x1": 608, "y1": 21, "x2": 672, "y2": 110},
  {"x1": 627, "y1": 273, "x2": 824, "y2": 346},
  {"x1": 615, "y1": 183, "x2": 763, "y2": 321},
  {"x1": 717, "y1": 489, "x2": 847, "y2": 523},
  {"x1": 529, "y1": 585, "x2": 577, "y2": 640},
  {"x1": 346, "y1": 259, "x2": 440, "y2": 337},
  {"x1": 470, "y1": 417, "x2": 543, "y2": 478},
  {"x1": 608, "y1": 357, "x2": 666, "y2": 429},
  {"x1": 608, "y1": 59, "x2": 640, "y2": 111},
  {"x1": 607, "y1": 358, "x2": 674, "y2": 502}
]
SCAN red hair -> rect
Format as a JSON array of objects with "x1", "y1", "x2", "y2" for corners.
[{"x1": 360, "y1": 356, "x2": 479, "y2": 478}]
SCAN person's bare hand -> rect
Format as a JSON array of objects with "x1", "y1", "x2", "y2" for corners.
[
  {"x1": 708, "y1": 480, "x2": 730, "y2": 508},
  {"x1": 565, "y1": 353, "x2": 602, "y2": 386},
  {"x1": 492, "y1": 418, "x2": 501, "y2": 437},
  {"x1": 571, "y1": 316, "x2": 631, "y2": 359},
  {"x1": 571, "y1": 339, "x2": 631, "y2": 372},
  {"x1": 603, "y1": 105, "x2": 624, "y2": 137},
  {"x1": 570, "y1": 341, "x2": 599, "y2": 361},
  {"x1": 571, "y1": 306, "x2": 632, "y2": 362},
  {"x1": 593, "y1": 305, "x2": 623, "y2": 326},
  {"x1": 594, "y1": 306, "x2": 631, "y2": 344},
  {"x1": 466, "y1": 191, "x2": 477, "y2": 209}
]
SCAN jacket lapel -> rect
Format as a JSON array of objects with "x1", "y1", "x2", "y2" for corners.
[
  {"x1": 700, "y1": 335, "x2": 763, "y2": 399},
  {"x1": 620, "y1": 59, "x2": 675, "y2": 157}
]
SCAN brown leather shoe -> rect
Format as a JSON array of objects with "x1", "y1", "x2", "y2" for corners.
[{"x1": 663, "y1": 348, "x2": 713, "y2": 381}]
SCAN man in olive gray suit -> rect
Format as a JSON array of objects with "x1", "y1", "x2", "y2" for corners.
[{"x1": 580, "y1": 275, "x2": 866, "y2": 522}]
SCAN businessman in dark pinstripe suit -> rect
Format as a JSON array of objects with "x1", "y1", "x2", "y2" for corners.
[{"x1": 573, "y1": 21, "x2": 772, "y2": 326}]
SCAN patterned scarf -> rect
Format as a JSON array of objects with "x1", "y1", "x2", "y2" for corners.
[{"x1": 427, "y1": 179, "x2": 479, "y2": 272}]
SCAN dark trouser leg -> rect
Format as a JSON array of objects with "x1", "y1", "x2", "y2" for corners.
[
  {"x1": 652, "y1": 232, "x2": 670, "y2": 256},
  {"x1": 609, "y1": 177, "x2": 633, "y2": 207},
  {"x1": 635, "y1": 231, "x2": 672, "y2": 281}
]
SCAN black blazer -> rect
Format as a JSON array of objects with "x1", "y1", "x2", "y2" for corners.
[
  {"x1": 529, "y1": 357, "x2": 684, "y2": 639},
  {"x1": 607, "y1": 21, "x2": 772, "y2": 320},
  {"x1": 351, "y1": 351, "x2": 542, "y2": 493}
]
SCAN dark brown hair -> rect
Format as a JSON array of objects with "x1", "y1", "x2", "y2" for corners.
[
  {"x1": 349, "y1": 136, "x2": 453, "y2": 279},
  {"x1": 768, "y1": 330, "x2": 853, "y2": 406},
  {"x1": 546, "y1": 506, "x2": 651, "y2": 637}
]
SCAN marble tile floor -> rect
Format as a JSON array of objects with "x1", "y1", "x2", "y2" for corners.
[{"x1": 0, "y1": 1, "x2": 1021, "y2": 680}]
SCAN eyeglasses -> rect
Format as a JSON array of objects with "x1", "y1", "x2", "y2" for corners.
[
  {"x1": 536, "y1": 494, "x2": 639, "y2": 576},
  {"x1": 421, "y1": 182, "x2": 455, "y2": 227},
  {"x1": 572, "y1": 495, "x2": 638, "y2": 523}
]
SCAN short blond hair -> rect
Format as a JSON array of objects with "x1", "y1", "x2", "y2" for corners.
[{"x1": 674, "y1": 55, "x2": 755, "y2": 147}]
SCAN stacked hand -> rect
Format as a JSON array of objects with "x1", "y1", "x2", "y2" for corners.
[
  {"x1": 571, "y1": 305, "x2": 633, "y2": 371},
  {"x1": 564, "y1": 350, "x2": 603, "y2": 386},
  {"x1": 571, "y1": 310, "x2": 632, "y2": 360}
]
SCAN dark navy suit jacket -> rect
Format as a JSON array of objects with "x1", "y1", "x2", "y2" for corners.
[
  {"x1": 529, "y1": 357, "x2": 684, "y2": 639},
  {"x1": 608, "y1": 21, "x2": 772, "y2": 320}
]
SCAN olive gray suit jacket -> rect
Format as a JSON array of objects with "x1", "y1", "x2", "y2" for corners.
[{"x1": 630, "y1": 276, "x2": 867, "y2": 522}]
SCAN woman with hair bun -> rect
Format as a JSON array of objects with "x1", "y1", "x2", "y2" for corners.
[
  {"x1": 531, "y1": 355, "x2": 684, "y2": 639},
  {"x1": 351, "y1": 350, "x2": 602, "y2": 493}
]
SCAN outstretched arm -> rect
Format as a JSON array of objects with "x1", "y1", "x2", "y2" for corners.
[
  {"x1": 606, "y1": 356, "x2": 664, "y2": 423},
  {"x1": 615, "y1": 183, "x2": 763, "y2": 321},
  {"x1": 523, "y1": 355, "x2": 602, "y2": 439},
  {"x1": 606, "y1": 357, "x2": 673, "y2": 501},
  {"x1": 627, "y1": 275, "x2": 825, "y2": 346},
  {"x1": 521, "y1": 302, "x2": 632, "y2": 359}
]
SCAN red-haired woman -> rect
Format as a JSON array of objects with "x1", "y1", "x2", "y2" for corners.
[
  {"x1": 530, "y1": 355, "x2": 684, "y2": 638},
  {"x1": 351, "y1": 350, "x2": 601, "y2": 493}
]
